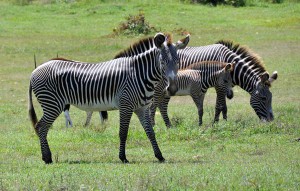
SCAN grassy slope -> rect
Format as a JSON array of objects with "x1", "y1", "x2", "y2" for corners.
[{"x1": 0, "y1": 1, "x2": 299, "y2": 190}]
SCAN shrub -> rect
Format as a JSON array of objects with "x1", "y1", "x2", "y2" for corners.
[
  {"x1": 272, "y1": 0, "x2": 284, "y2": 3},
  {"x1": 113, "y1": 11, "x2": 157, "y2": 36},
  {"x1": 184, "y1": 0, "x2": 284, "y2": 6},
  {"x1": 187, "y1": 0, "x2": 246, "y2": 7},
  {"x1": 12, "y1": 0, "x2": 33, "y2": 5}
]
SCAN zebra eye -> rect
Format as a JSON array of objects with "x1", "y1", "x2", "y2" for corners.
[{"x1": 223, "y1": 79, "x2": 228, "y2": 83}]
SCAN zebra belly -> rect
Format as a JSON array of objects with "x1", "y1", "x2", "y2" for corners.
[{"x1": 72, "y1": 101, "x2": 119, "y2": 112}]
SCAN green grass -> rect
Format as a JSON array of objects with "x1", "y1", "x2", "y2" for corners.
[{"x1": 0, "y1": 0, "x2": 300, "y2": 190}]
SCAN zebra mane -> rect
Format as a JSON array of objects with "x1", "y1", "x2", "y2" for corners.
[
  {"x1": 216, "y1": 40, "x2": 266, "y2": 73},
  {"x1": 114, "y1": 37, "x2": 155, "y2": 59},
  {"x1": 114, "y1": 33, "x2": 173, "y2": 59},
  {"x1": 51, "y1": 57, "x2": 75, "y2": 62},
  {"x1": 185, "y1": 61, "x2": 227, "y2": 71}
]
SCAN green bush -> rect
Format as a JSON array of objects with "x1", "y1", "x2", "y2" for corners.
[
  {"x1": 12, "y1": 0, "x2": 33, "y2": 5},
  {"x1": 113, "y1": 12, "x2": 157, "y2": 36},
  {"x1": 184, "y1": 0, "x2": 284, "y2": 6},
  {"x1": 185, "y1": 0, "x2": 246, "y2": 7},
  {"x1": 272, "y1": 0, "x2": 284, "y2": 3}
]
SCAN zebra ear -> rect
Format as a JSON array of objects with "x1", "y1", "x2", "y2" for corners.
[
  {"x1": 174, "y1": 34, "x2": 190, "y2": 50},
  {"x1": 154, "y1": 33, "x2": 166, "y2": 48},
  {"x1": 260, "y1": 72, "x2": 269, "y2": 84},
  {"x1": 269, "y1": 71, "x2": 278, "y2": 84}
]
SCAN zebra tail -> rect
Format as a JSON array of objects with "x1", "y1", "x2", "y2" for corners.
[{"x1": 28, "y1": 83, "x2": 38, "y2": 134}]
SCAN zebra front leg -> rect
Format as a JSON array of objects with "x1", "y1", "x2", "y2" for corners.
[
  {"x1": 214, "y1": 93, "x2": 227, "y2": 122},
  {"x1": 119, "y1": 109, "x2": 133, "y2": 163},
  {"x1": 158, "y1": 96, "x2": 172, "y2": 128},
  {"x1": 221, "y1": 105, "x2": 228, "y2": 121},
  {"x1": 191, "y1": 93, "x2": 205, "y2": 126},
  {"x1": 135, "y1": 106, "x2": 165, "y2": 162}
]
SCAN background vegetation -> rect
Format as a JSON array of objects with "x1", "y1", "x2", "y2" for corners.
[{"x1": 0, "y1": 0, "x2": 299, "y2": 190}]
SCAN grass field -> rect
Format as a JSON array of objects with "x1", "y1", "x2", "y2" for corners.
[{"x1": 0, "y1": 0, "x2": 300, "y2": 190}]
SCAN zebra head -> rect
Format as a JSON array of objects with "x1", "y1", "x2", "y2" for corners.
[
  {"x1": 218, "y1": 62, "x2": 234, "y2": 99},
  {"x1": 250, "y1": 71, "x2": 278, "y2": 122},
  {"x1": 154, "y1": 33, "x2": 190, "y2": 96}
]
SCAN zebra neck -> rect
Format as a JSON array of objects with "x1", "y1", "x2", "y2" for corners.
[
  {"x1": 131, "y1": 51, "x2": 161, "y2": 86},
  {"x1": 233, "y1": 62, "x2": 261, "y2": 94}
]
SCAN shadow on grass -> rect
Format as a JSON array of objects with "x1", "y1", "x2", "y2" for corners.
[{"x1": 57, "y1": 159, "x2": 207, "y2": 165}]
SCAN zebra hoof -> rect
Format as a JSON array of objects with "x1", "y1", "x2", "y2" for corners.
[
  {"x1": 43, "y1": 157, "x2": 53, "y2": 164},
  {"x1": 156, "y1": 154, "x2": 165, "y2": 162},
  {"x1": 159, "y1": 157, "x2": 165, "y2": 163},
  {"x1": 119, "y1": 156, "x2": 129, "y2": 163}
]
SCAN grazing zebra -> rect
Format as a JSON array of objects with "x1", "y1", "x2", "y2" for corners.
[
  {"x1": 28, "y1": 33, "x2": 190, "y2": 164},
  {"x1": 151, "y1": 40, "x2": 278, "y2": 127},
  {"x1": 150, "y1": 61, "x2": 234, "y2": 127}
]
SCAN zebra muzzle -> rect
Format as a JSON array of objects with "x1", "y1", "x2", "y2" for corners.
[
  {"x1": 227, "y1": 89, "x2": 234, "y2": 99},
  {"x1": 268, "y1": 111, "x2": 274, "y2": 121}
]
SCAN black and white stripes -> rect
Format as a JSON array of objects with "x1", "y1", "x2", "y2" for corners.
[
  {"x1": 178, "y1": 41, "x2": 277, "y2": 121},
  {"x1": 28, "y1": 33, "x2": 190, "y2": 164},
  {"x1": 151, "y1": 40, "x2": 277, "y2": 126},
  {"x1": 150, "y1": 61, "x2": 234, "y2": 127}
]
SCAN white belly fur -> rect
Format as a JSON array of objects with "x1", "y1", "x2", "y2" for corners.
[{"x1": 73, "y1": 100, "x2": 119, "y2": 112}]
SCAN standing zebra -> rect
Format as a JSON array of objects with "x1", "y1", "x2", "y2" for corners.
[
  {"x1": 28, "y1": 33, "x2": 190, "y2": 164},
  {"x1": 63, "y1": 34, "x2": 190, "y2": 128},
  {"x1": 151, "y1": 40, "x2": 278, "y2": 127},
  {"x1": 151, "y1": 61, "x2": 234, "y2": 127}
]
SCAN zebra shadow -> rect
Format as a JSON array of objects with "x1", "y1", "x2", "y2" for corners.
[{"x1": 57, "y1": 159, "x2": 207, "y2": 165}]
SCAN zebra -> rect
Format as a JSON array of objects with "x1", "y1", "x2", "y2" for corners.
[
  {"x1": 63, "y1": 34, "x2": 190, "y2": 128},
  {"x1": 151, "y1": 40, "x2": 278, "y2": 127},
  {"x1": 28, "y1": 33, "x2": 190, "y2": 164},
  {"x1": 150, "y1": 61, "x2": 234, "y2": 127}
]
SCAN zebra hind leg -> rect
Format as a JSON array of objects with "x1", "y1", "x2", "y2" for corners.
[
  {"x1": 64, "y1": 110, "x2": 73, "y2": 127},
  {"x1": 84, "y1": 111, "x2": 93, "y2": 127},
  {"x1": 36, "y1": 116, "x2": 56, "y2": 164},
  {"x1": 149, "y1": 103, "x2": 157, "y2": 127},
  {"x1": 63, "y1": 104, "x2": 73, "y2": 127},
  {"x1": 135, "y1": 106, "x2": 165, "y2": 162}
]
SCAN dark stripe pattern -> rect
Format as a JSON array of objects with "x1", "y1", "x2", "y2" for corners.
[
  {"x1": 28, "y1": 33, "x2": 187, "y2": 164},
  {"x1": 150, "y1": 61, "x2": 233, "y2": 127},
  {"x1": 151, "y1": 40, "x2": 275, "y2": 126}
]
